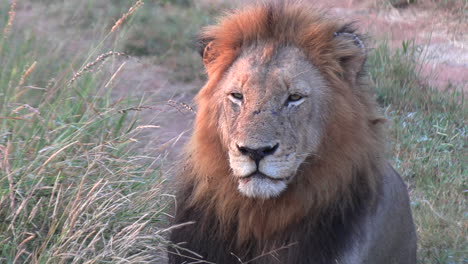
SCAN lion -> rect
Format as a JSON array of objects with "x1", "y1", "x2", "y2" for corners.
[{"x1": 168, "y1": 2, "x2": 417, "y2": 264}]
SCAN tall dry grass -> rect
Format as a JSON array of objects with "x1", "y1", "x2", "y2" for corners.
[{"x1": 0, "y1": 1, "x2": 174, "y2": 263}]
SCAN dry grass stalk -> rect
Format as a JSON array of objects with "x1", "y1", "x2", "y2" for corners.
[
  {"x1": 14, "y1": 61, "x2": 37, "y2": 100},
  {"x1": 0, "y1": 143, "x2": 14, "y2": 211},
  {"x1": 38, "y1": 141, "x2": 78, "y2": 176},
  {"x1": 117, "y1": 105, "x2": 158, "y2": 114},
  {"x1": 241, "y1": 242, "x2": 298, "y2": 264},
  {"x1": 105, "y1": 61, "x2": 127, "y2": 88},
  {"x1": 3, "y1": 0, "x2": 17, "y2": 38},
  {"x1": 135, "y1": 125, "x2": 160, "y2": 130},
  {"x1": 17, "y1": 61, "x2": 37, "y2": 88},
  {"x1": 13, "y1": 248, "x2": 27, "y2": 264},
  {"x1": 68, "y1": 51, "x2": 126, "y2": 85},
  {"x1": 111, "y1": 0, "x2": 144, "y2": 33},
  {"x1": 12, "y1": 104, "x2": 40, "y2": 114},
  {"x1": 167, "y1": 100, "x2": 196, "y2": 113}
]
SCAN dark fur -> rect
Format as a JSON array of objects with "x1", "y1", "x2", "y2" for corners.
[{"x1": 169, "y1": 167, "x2": 379, "y2": 264}]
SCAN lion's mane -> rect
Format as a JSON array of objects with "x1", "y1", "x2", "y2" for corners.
[{"x1": 170, "y1": 2, "x2": 387, "y2": 263}]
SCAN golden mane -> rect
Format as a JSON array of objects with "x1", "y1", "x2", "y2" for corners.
[{"x1": 177, "y1": 1, "x2": 386, "y2": 244}]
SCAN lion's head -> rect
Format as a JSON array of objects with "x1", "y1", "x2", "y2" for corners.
[
  {"x1": 179, "y1": 1, "x2": 385, "y2": 241},
  {"x1": 218, "y1": 44, "x2": 330, "y2": 198}
]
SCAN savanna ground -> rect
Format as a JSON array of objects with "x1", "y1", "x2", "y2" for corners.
[{"x1": 0, "y1": 0, "x2": 466, "y2": 263}]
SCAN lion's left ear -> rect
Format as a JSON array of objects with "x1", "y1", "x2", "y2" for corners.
[
  {"x1": 196, "y1": 35, "x2": 218, "y2": 68},
  {"x1": 333, "y1": 27, "x2": 367, "y2": 85}
]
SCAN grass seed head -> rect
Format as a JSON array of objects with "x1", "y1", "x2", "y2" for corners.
[
  {"x1": 3, "y1": 0, "x2": 17, "y2": 38},
  {"x1": 111, "y1": 0, "x2": 144, "y2": 33},
  {"x1": 68, "y1": 51, "x2": 127, "y2": 85}
]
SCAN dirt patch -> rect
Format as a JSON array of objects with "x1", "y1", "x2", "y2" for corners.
[
  {"x1": 320, "y1": 0, "x2": 468, "y2": 91},
  {"x1": 207, "y1": 0, "x2": 467, "y2": 90},
  {"x1": 106, "y1": 58, "x2": 199, "y2": 171}
]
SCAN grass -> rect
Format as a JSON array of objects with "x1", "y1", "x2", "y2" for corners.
[
  {"x1": 0, "y1": 0, "x2": 466, "y2": 263},
  {"x1": 37, "y1": 0, "x2": 217, "y2": 82},
  {"x1": 120, "y1": 1, "x2": 216, "y2": 81},
  {"x1": 0, "y1": 1, "x2": 172, "y2": 263},
  {"x1": 369, "y1": 40, "x2": 466, "y2": 263}
]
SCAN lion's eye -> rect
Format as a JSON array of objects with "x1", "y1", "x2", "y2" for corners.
[
  {"x1": 230, "y1": 93, "x2": 243, "y2": 100},
  {"x1": 288, "y1": 94, "x2": 303, "y2": 102}
]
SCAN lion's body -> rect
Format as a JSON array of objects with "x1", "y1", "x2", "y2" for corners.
[
  {"x1": 170, "y1": 165, "x2": 415, "y2": 263},
  {"x1": 169, "y1": 2, "x2": 416, "y2": 263}
]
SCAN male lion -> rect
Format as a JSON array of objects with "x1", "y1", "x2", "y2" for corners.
[{"x1": 169, "y1": 2, "x2": 417, "y2": 264}]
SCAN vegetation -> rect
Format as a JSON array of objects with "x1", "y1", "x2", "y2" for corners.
[
  {"x1": 121, "y1": 2, "x2": 215, "y2": 81},
  {"x1": 0, "y1": 1, "x2": 172, "y2": 263},
  {"x1": 369, "y1": 40, "x2": 466, "y2": 263},
  {"x1": 0, "y1": 0, "x2": 465, "y2": 263}
]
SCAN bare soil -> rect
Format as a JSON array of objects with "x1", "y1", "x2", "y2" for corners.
[{"x1": 322, "y1": 0, "x2": 467, "y2": 90}]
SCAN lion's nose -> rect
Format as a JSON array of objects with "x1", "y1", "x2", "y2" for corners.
[{"x1": 236, "y1": 143, "x2": 279, "y2": 163}]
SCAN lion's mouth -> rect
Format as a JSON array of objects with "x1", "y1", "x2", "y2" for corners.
[{"x1": 238, "y1": 171, "x2": 289, "y2": 183}]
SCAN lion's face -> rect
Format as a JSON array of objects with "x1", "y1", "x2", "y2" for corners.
[{"x1": 217, "y1": 45, "x2": 330, "y2": 199}]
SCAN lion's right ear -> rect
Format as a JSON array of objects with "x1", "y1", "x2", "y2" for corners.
[
  {"x1": 196, "y1": 36, "x2": 217, "y2": 68},
  {"x1": 333, "y1": 25, "x2": 367, "y2": 85}
]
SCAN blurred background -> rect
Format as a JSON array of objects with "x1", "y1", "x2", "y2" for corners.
[{"x1": 0, "y1": 0, "x2": 466, "y2": 263}]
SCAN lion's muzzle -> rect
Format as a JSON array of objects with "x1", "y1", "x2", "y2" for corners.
[{"x1": 229, "y1": 142, "x2": 299, "y2": 199}]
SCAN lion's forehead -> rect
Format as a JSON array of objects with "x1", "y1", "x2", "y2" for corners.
[{"x1": 225, "y1": 45, "x2": 324, "y2": 99}]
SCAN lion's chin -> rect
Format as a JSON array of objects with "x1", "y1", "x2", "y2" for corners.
[{"x1": 237, "y1": 173, "x2": 288, "y2": 199}]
